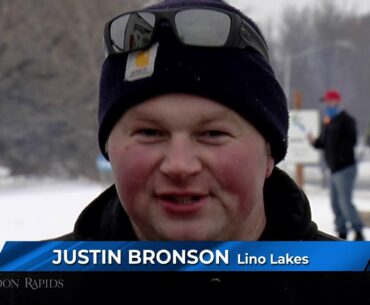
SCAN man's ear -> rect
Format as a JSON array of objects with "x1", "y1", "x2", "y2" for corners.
[
  {"x1": 105, "y1": 141, "x2": 109, "y2": 157},
  {"x1": 265, "y1": 143, "x2": 274, "y2": 178}
]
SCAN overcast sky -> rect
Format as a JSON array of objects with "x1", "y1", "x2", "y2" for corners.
[
  {"x1": 226, "y1": 0, "x2": 370, "y2": 38},
  {"x1": 227, "y1": 0, "x2": 370, "y2": 23}
]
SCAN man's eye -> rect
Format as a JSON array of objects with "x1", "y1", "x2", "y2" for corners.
[
  {"x1": 198, "y1": 130, "x2": 231, "y2": 144},
  {"x1": 136, "y1": 128, "x2": 162, "y2": 137},
  {"x1": 201, "y1": 130, "x2": 228, "y2": 137}
]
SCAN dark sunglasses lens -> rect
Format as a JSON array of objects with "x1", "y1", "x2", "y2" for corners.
[
  {"x1": 175, "y1": 9, "x2": 231, "y2": 46},
  {"x1": 110, "y1": 12, "x2": 155, "y2": 52}
]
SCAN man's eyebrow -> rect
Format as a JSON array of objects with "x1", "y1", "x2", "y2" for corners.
[
  {"x1": 125, "y1": 109, "x2": 160, "y2": 122},
  {"x1": 128, "y1": 108, "x2": 242, "y2": 125},
  {"x1": 198, "y1": 109, "x2": 243, "y2": 125},
  {"x1": 197, "y1": 109, "x2": 230, "y2": 120}
]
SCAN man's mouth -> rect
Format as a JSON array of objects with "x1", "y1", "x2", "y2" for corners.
[
  {"x1": 160, "y1": 196, "x2": 202, "y2": 205},
  {"x1": 156, "y1": 192, "x2": 209, "y2": 214}
]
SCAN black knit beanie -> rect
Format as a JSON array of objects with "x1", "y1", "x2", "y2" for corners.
[{"x1": 99, "y1": 0, "x2": 289, "y2": 164}]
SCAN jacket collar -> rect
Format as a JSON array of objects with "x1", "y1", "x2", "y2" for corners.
[{"x1": 260, "y1": 167, "x2": 317, "y2": 240}]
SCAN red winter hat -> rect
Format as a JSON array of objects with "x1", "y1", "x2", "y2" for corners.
[{"x1": 322, "y1": 90, "x2": 341, "y2": 102}]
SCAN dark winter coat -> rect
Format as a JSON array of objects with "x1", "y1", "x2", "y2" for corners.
[
  {"x1": 1, "y1": 167, "x2": 369, "y2": 305},
  {"x1": 313, "y1": 111, "x2": 357, "y2": 173}
]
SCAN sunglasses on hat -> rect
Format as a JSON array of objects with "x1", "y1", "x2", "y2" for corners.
[{"x1": 104, "y1": 7, "x2": 270, "y2": 62}]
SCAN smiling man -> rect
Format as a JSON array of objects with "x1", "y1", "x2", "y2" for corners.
[
  {"x1": 107, "y1": 94, "x2": 273, "y2": 241},
  {"x1": 7, "y1": 0, "x2": 369, "y2": 304},
  {"x1": 60, "y1": 0, "x2": 336, "y2": 243}
]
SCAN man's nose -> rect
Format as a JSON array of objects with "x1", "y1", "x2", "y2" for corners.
[{"x1": 159, "y1": 136, "x2": 202, "y2": 180}]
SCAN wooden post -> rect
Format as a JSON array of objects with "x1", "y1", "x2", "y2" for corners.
[{"x1": 293, "y1": 90, "x2": 304, "y2": 188}]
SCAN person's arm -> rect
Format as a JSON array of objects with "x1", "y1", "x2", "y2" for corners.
[
  {"x1": 346, "y1": 116, "x2": 357, "y2": 147},
  {"x1": 348, "y1": 119, "x2": 357, "y2": 146},
  {"x1": 307, "y1": 125, "x2": 325, "y2": 149}
]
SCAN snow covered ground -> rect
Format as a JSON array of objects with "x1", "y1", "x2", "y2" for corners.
[
  {"x1": 0, "y1": 178, "x2": 105, "y2": 244},
  {"x1": 0, "y1": 162, "x2": 369, "y2": 244}
]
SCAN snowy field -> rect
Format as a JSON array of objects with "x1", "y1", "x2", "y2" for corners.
[{"x1": 0, "y1": 161, "x2": 369, "y2": 245}]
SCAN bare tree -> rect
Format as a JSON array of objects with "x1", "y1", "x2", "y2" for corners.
[
  {"x1": 276, "y1": 1, "x2": 370, "y2": 134},
  {"x1": 0, "y1": 0, "x2": 152, "y2": 178}
]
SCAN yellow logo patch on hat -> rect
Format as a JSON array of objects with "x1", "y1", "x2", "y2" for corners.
[{"x1": 125, "y1": 42, "x2": 159, "y2": 81}]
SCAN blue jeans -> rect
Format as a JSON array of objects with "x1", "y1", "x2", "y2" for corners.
[{"x1": 330, "y1": 165, "x2": 363, "y2": 235}]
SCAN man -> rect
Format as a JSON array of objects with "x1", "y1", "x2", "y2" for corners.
[
  {"x1": 64, "y1": 0, "x2": 332, "y2": 243},
  {"x1": 2, "y1": 1, "x2": 369, "y2": 304},
  {"x1": 308, "y1": 89, "x2": 364, "y2": 241}
]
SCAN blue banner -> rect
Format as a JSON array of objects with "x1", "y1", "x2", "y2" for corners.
[{"x1": 0, "y1": 241, "x2": 369, "y2": 272}]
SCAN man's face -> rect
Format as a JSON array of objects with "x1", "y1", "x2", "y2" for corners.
[
  {"x1": 107, "y1": 93, "x2": 274, "y2": 240},
  {"x1": 324, "y1": 99, "x2": 340, "y2": 107}
]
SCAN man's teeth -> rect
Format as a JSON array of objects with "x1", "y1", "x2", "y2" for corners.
[{"x1": 171, "y1": 196, "x2": 199, "y2": 204}]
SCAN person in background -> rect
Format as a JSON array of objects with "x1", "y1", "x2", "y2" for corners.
[{"x1": 308, "y1": 89, "x2": 364, "y2": 241}]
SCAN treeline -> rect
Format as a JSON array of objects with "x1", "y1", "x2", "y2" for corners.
[
  {"x1": 0, "y1": 0, "x2": 152, "y2": 179},
  {"x1": 1, "y1": 0, "x2": 369, "y2": 179},
  {"x1": 271, "y1": 1, "x2": 370, "y2": 135}
]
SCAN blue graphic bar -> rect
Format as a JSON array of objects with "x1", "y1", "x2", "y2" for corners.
[{"x1": 0, "y1": 241, "x2": 369, "y2": 272}]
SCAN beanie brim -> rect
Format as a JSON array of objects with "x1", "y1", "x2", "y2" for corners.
[{"x1": 99, "y1": 40, "x2": 288, "y2": 163}]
